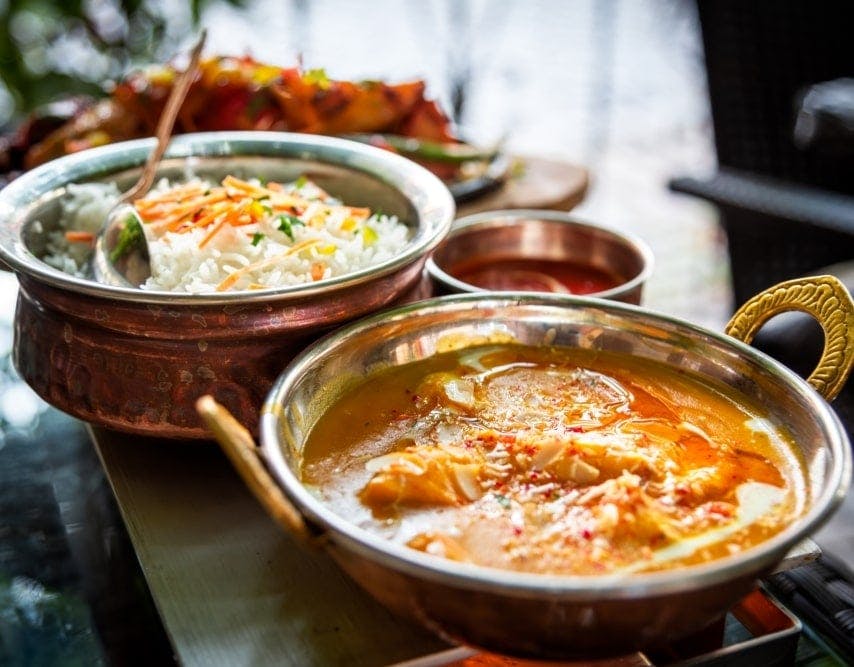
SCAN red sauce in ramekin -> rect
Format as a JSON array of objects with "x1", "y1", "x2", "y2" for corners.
[{"x1": 450, "y1": 258, "x2": 623, "y2": 294}]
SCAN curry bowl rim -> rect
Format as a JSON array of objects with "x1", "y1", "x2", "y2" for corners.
[{"x1": 259, "y1": 292, "x2": 851, "y2": 600}]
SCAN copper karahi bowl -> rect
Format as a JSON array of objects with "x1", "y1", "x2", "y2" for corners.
[
  {"x1": 0, "y1": 132, "x2": 455, "y2": 438},
  {"x1": 200, "y1": 277, "x2": 852, "y2": 658}
]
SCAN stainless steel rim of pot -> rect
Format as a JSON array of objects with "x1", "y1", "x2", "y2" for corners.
[{"x1": 0, "y1": 131, "x2": 455, "y2": 304}]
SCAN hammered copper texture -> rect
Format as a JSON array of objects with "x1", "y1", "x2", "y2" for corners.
[
  {"x1": 328, "y1": 544, "x2": 766, "y2": 659},
  {"x1": 14, "y1": 267, "x2": 430, "y2": 439}
]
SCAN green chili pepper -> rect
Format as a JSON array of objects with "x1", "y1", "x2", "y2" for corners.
[{"x1": 109, "y1": 213, "x2": 146, "y2": 263}]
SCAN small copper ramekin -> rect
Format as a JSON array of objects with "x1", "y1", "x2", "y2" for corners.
[{"x1": 426, "y1": 209, "x2": 654, "y2": 305}]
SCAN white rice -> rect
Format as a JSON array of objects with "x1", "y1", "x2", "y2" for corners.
[
  {"x1": 42, "y1": 176, "x2": 411, "y2": 293},
  {"x1": 42, "y1": 182, "x2": 120, "y2": 276}
]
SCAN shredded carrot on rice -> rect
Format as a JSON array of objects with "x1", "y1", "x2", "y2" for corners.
[
  {"x1": 124, "y1": 175, "x2": 404, "y2": 293},
  {"x1": 133, "y1": 177, "x2": 338, "y2": 243},
  {"x1": 64, "y1": 230, "x2": 96, "y2": 244},
  {"x1": 215, "y1": 238, "x2": 323, "y2": 291}
]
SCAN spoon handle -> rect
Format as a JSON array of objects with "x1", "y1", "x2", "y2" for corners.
[{"x1": 120, "y1": 30, "x2": 207, "y2": 204}]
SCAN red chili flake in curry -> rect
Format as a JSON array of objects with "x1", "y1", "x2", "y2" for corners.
[{"x1": 301, "y1": 343, "x2": 803, "y2": 576}]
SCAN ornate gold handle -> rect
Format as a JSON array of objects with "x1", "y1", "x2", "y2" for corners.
[
  {"x1": 725, "y1": 275, "x2": 854, "y2": 401},
  {"x1": 196, "y1": 395, "x2": 320, "y2": 547}
]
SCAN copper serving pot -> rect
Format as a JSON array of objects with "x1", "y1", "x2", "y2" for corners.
[
  {"x1": 0, "y1": 132, "x2": 455, "y2": 438},
  {"x1": 198, "y1": 275, "x2": 853, "y2": 659}
]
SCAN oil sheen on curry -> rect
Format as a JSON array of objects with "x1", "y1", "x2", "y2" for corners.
[{"x1": 302, "y1": 344, "x2": 805, "y2": 575}]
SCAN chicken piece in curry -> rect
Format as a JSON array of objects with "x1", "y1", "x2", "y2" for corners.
[{"x1": 302, "y1": 344, "x2": 804, "y2": 575}]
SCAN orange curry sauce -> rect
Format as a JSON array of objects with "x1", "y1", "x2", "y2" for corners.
[{"x1": 301, "y1": 344, "x2": 804, "y2": 575}]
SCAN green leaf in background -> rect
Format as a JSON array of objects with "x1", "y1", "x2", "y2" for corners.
[{"x1": 0, "y1": 0, "x2": 246, "y2": 128}]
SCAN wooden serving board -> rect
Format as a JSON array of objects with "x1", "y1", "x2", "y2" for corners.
[
  {"x1": 91, "y1": 427, "x2": 449, "y2": 666},
  {"x1": 456, "y1": 156, "x2": 589, "y2": 218}
]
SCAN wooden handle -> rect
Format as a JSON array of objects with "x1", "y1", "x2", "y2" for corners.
[
  {"x1": 725, "y1": 275, "x2": 854, "y2": 401},
  {"x1": 195, "y1": 395, "x2": 316, "y2": 546}
]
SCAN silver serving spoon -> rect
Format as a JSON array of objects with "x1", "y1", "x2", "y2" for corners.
[{"x1": 93, "y1": 31, "x2": 206, "y2": 288}]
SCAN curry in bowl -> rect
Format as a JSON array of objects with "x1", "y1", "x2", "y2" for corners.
[
  {"x1": 303, "y1": 342, "x2": 803, "y2": 576},
  {"x1": 204, "y1": 283, "x2": 850, "y2": 656}
]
